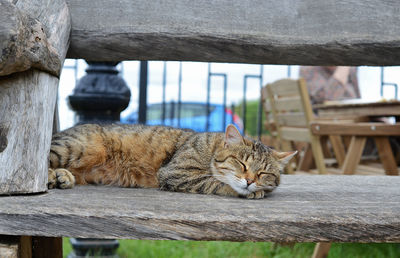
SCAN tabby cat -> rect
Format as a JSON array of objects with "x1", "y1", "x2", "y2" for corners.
[{"x1": 48, "y1": 123, "x2": 296, "y2": 199}]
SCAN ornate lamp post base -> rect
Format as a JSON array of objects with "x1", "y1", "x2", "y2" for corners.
[
  {"x1": 68, "y1": 238, "x2": 120, "y2": 258},
  {"x1": 69, "y1": 61, "x2": 131, "y2": 124}
]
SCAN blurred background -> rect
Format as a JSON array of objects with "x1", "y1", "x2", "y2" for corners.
[{"x1": 59, "y1": 60, "x2": 399, "y2": 134}]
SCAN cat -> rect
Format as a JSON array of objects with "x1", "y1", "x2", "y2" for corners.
[{"x1": 48, "y1": 123, "x2": 296, "y2": 199}]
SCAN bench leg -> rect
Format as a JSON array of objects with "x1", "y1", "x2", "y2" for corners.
[
  {"x1": 312, "y1": 242, "x2": 331, "y2": 258},
  {"x1": 0, "y1": 235, "x2": 61, "y2": 258},
  {"x1": 32, "y1": 237, "x2": 62, "y2": 258}
]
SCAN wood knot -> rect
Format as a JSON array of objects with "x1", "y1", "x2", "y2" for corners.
[{"x1": 0, "y1": 126, "x2": 8, "y2": 153}]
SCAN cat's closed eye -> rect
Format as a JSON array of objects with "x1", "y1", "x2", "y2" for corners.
[{"x1": 236, "y1": 160, "x2": 248, "y2": 172}]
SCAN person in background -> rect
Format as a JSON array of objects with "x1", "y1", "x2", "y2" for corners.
[{"x1": 299, "y1": 66, "x2": 360, "y2": 104}]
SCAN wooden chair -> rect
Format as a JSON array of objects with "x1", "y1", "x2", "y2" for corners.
[{"x1": 264, "y1": 78, "x2": 329, "y2": 174}]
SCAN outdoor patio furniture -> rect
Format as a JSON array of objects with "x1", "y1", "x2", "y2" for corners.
[{"x1": 264, "y1": 78, "x2": 339, "y2": 174}]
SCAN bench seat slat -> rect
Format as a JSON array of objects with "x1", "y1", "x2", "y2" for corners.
[{"x1": 0, "y1": 175, "x2": 399, "y2": 242}]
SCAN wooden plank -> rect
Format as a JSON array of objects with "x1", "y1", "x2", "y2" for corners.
[
  {"x1": 374, "y1": 137, "x2": 399, "y2": 176},
  {"x1": 343, "y1": 137, "x2": 367, "y2": 174},
  {"x1": 310, "y1": 123, "x2": 400, "y2": 136},
  {"x1": 0, "y1": 0, "x2": 70, "y2": 194},
  {"x1": 356, "y1": 164, "x2": 386, "y2": 176},
  {"x1": 281, "y1": 127, "x2": 310, "y2": 142},
  {"x1": 65, "y1": 0, "x2": 400, "y2": 65},
  {"x1": 274, "y1": 97, "x2": 304, "y2": 112},
  {"x1": 1, "y1": 176, "x2": 399, "y2": 242},
  {"x1": 317, "y1": 103, "x2": 400, "y2": 117},
  {"x1": 268, "y1": 79, "x2": 299, "y2": 96},
  {"x1": 0, "y1": 71, "x2": 58, "y2": 194},
  {"x1": 277, "y1": 113, "x2": 308, "y2": 127}
]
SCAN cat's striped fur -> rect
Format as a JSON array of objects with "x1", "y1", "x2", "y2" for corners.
[{"x1": 48, "y1": 123, "x2": 296, "y2": 199}]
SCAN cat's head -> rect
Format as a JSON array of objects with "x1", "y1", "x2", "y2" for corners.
[{"x1": 211, "y1": 124, "x2": 297, "y2": 196}]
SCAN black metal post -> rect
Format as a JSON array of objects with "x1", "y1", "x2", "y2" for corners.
[
  {"x1": 69, "y1": 62, "x2": 131, "y2": 124},
  {"x1": 177, "y1": 62, "x2": 182, "y2": 127},
  {"x1": 68, "y1": 61, "x2": 130, "y2": 258},
  {"x1": 138, "y1": 61, "x2": 148, "y2": 124},
  {"x1": 162, "y1": 62, "x2": 167, "y2": 124}
]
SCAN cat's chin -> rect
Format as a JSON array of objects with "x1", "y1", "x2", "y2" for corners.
[{"x1": 230, "y1": 185, "x2": 252, "y2": 196}]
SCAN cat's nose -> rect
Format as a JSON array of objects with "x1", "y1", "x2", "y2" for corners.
[{"x1": 246, "y1": 179, "x2": 254, "y2": 186}]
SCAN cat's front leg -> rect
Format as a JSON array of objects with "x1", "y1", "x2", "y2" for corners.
[{"x1": 245, "y1": 190, "x2": 265, "y2": 199}]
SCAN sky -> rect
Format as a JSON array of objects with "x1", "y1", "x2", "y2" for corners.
[{"x1": 58, "y1": 60, "x2": 400, "y2": 130}]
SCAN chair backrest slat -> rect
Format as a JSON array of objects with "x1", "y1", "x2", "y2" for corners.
[{"x1": 276, "y1": 113, "x2": 308, "y2": 127}]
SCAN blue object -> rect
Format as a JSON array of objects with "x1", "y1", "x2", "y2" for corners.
[{"x1": 121, "y1": 102, "x2": 243, "y2": 133}]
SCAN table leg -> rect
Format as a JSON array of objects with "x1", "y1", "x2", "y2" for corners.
[
  {"x1": 374, "y1": 137, "x2": 399, "y2": 175},
  {"x1": 329, "y1": 135, "x2": 346, "y2": 167},
  {"x1": 342, "y1": 136, "x2": 366, "y2": 174}
]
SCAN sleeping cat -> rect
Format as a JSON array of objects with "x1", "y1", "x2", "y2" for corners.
[{"x1": 48, "y1": 123, "x2": 296, "y2": 199}]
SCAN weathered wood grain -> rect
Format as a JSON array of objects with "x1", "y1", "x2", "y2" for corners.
[
  {"x1": 0, "y1": 0, "x2": 70, "y2": 194},
  {"x1": 311, "y1": 123, "x2": 400, "y2": 136},
  {"x1": 0, "y1": 175, "x2": 399, "y2": 242},
  {"x1": 0, "y1": 70, "x2": 58, "y2": 194},
  {"x1": 66, "y1": 0, "x2": 400, "y2": 65},
  {"x1": 0, "y1": 236, "x2": 19, "y2": 258},
  {"x1": 0, "y1": 0, "x2": 70, "y2": 77}
]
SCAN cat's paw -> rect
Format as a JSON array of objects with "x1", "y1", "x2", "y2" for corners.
[
  {"x1": 48, "y1": 168, "x2": 75, "y2": 189},
  {"x1": 246, "y1": 190, "x2": 265, "y2": 199},
  {"x1": 48, "y1": 168, "x2": 57, "y2": 189}
]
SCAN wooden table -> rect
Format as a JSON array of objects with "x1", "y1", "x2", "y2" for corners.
[
  {"x1": 313, "y1": 99, "x2": 400, "y2": 175},
  {"x1": 315, "y1": 99, "x2": 400, "y2": 118}
]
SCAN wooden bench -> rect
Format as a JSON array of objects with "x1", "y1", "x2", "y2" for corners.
[
  {"x1": 1, "y1": 176, "x2": 399, "y2": 242},
  {"x1": 2, "y1": 0, "x2": 400, "y2": 257}
]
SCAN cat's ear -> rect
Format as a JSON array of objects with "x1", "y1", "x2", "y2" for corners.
[
  {"x1": 224, "y1": 124, "x2": 243, "y2": 147},
  {"x1": 273, "y1": 150, "x2": 298, "y2": 167}
]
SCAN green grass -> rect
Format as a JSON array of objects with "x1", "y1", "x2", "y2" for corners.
[{"x1": 63, "y1": 238, "x2": 399, "y2": 258}]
